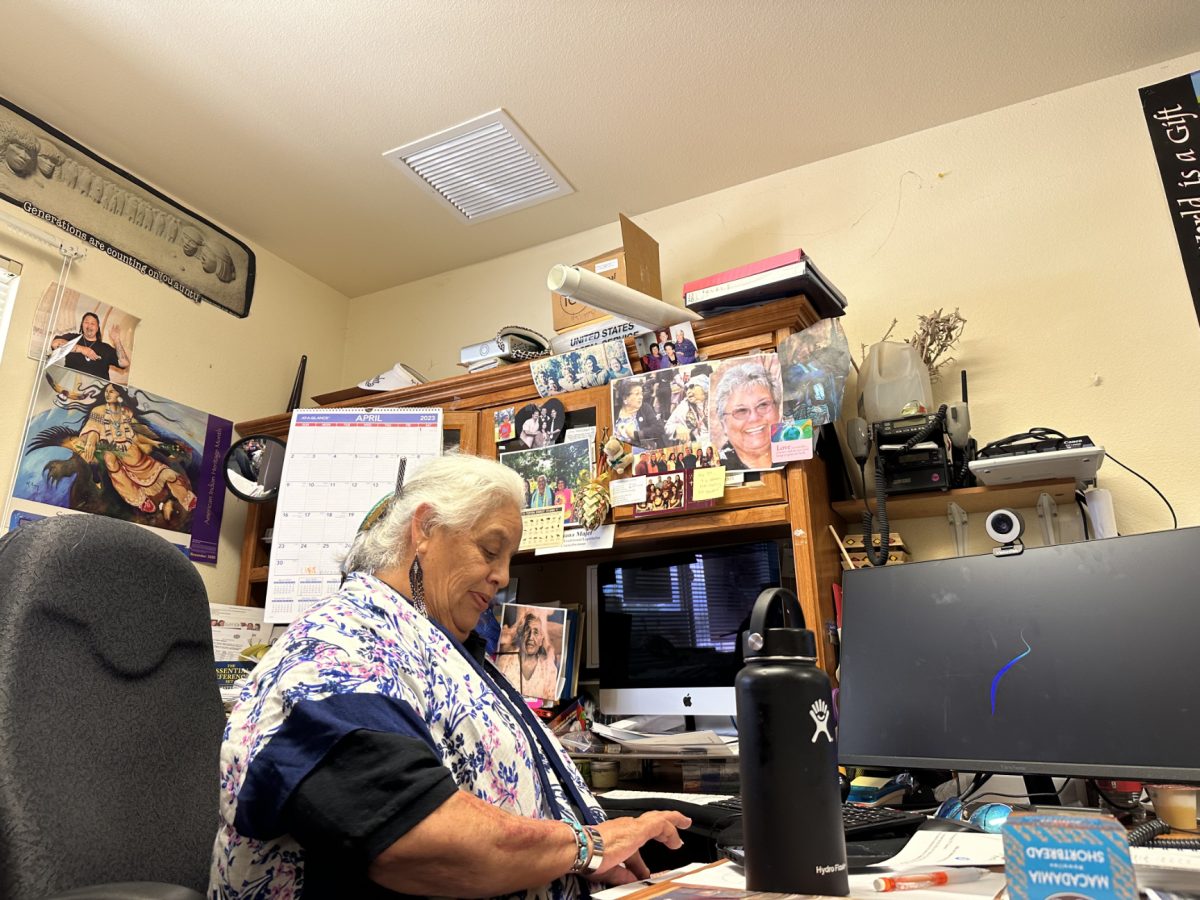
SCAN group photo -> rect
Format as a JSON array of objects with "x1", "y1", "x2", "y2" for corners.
[
  {"x1": 634, "y1": 323, "x2": 699, "y2": 370},
  {"x1": 531, "y1": 337, "x2": 632, "y2": 397},
  {"x1": 499, "y1": 438, "x2": 593, "y2": 526},
  {"x1": 610, "y1": 360, "x2": 715, "y2": 451}
]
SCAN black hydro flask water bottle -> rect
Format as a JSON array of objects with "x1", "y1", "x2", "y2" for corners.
[{"x1": 736, "y1": 587, "x2": 849, "y2": 895}]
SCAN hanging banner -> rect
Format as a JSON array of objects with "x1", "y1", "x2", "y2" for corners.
[
  {"x1": 9, "y1": 365, "x2": 231, "y2": 563},
  {"x1": 0, "y1": 96, "x2": 255, "y2": 317},
  {"x1": 1139, "y1": 71, "x2": 1200, "y2": 328}
]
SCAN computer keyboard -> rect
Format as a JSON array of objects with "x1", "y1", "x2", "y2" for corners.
[
  {"x1": 598, "y1": 790, "x2": 927, "y2": 839},
  {"x1": 1130, "y1": 845, "x2": 1200, "y2": 871}
]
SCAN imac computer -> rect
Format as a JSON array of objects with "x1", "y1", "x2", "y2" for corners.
[
  {"x1": 595, "y1": 540, "x2": 791, "y2": 717},
  {"x1": 838, "y1": 526, "x2": 1200, "y2": 783}
]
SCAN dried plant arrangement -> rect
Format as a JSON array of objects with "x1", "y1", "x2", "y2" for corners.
[{"x1": 861, "y1": 308, "x2": 966, "y2": 383}]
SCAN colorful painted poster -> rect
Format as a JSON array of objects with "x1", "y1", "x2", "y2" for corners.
[{"x1": 9, "y1": 364, "x2": 231, "y2": 562}]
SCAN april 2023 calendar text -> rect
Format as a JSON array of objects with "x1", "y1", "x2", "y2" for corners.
[{"x1": 264, "y1": 408, "x2": 443, "y2": 623}]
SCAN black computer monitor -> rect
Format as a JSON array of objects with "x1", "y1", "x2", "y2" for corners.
[
  {"x1": 838, "y1": 527, "x2": 1200, "y2": 783},
  {"x1": 595, "y1": 540, "x2": 788, "y2": 717}
]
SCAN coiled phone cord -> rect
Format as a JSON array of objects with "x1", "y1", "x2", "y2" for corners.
[{"x1": 862, "y1": 405, "x2": 948, "y2": 566}]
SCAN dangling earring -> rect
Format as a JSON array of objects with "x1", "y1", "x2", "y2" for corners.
[{"x1": 408, "y1": 555, "x2": 427, "y2": 615}]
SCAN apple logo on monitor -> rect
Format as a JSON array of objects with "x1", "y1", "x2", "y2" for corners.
[{"x1": 682, "y1": 694, "x2": 692, "y2": 708}]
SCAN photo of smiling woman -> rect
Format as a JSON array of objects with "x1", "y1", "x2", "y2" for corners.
[{"x1": 708, "y1": 353, "x2": 785, "y2": 471}]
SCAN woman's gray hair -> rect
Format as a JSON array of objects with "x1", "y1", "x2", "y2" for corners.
[
  {"x1": 342, "y1": 451, "x2": 524, "y2": 575},
  {"x1": 714, "y1": 360, "x2": 781, "y2": 422}
]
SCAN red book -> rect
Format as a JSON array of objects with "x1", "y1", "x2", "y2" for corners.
[{"x1": 682, "y1": 249, "x2": 807, "y2": 297}]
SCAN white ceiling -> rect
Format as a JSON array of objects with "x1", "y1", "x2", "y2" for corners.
[{"x1": 3, "y1": 1, "x2": 1199, "y2": 299}]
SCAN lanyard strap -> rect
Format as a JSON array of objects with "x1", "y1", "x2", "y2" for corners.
[{"x1": 434, "y1": 619, "x2": 598, "y2": 825}]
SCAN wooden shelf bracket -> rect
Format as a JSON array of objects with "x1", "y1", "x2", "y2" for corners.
[
  {"x1": 947, "y1": 501, "x2": 968, "y2": 556},
  {"x1": 1037, "y1": 492, "x2": 1059, "y2": 546}
]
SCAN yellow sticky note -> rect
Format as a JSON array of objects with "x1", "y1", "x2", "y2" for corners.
[
  {"x1": 691, "y1": 466, "x2": 728, "y2": 502},
  {"x1": 518, "y1": 507, "x2": 565, "y2": 551}
]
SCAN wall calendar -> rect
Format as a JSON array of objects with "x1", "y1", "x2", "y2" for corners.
[{"x1": 264, "y1": 407, "x2": 443, "y2": 623}]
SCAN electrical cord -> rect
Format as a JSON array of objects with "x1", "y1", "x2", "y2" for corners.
[
  {"x1": 1105, "y1": 450, "x2": 1178, "y2": 529},
  {"x1": 1130, "y1": 819, "x2": 1172, "y2": 846},
  {"x1": 861, "y1": 461, "x2": 890, "y2": 566},
  {"x1": 1075, "y1": 490, "x2": 1091, "y2": 540},
  {"x1": 1126, "y1": 818, "x2": 1200, "y2": 848},
  {"x1": 959, "y1": 772, "x2": 992, "y2": 802},
  {"x1": 968, "y1": 780, "x2": 1075, "y2": 802},
  {"x1": 981, "y1": 428, "x2": 1178, "y2": 531}
]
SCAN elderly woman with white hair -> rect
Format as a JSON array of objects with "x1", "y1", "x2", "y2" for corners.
[
  {"x1": 712, "y1": 360, "x2": 782, "y2": 471},
  {"x1": 211, "y1": 452, "x2": 689, "y2": 899},
  {"x1": 496, "y1": 609, "x2": 561, "y2": 701}
]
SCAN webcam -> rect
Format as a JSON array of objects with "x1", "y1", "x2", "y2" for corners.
[{"x1": 986, "y1": 509, "x2": 1025, "y2": 557}]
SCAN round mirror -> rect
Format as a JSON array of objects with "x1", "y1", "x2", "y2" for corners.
[{"x1": 223, "y1": 435, "x2": 285, "y2": 502}]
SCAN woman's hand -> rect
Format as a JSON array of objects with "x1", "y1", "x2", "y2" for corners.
[{"x1": 588, "y1": 810, "x2": 691, "y2": 885}]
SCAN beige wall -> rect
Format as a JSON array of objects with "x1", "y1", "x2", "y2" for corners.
[
  {"x1": 0, "y1": 211, "x2": 350, "y2": 602},
  {"x1": 347, "y1": 52, "x2": 1200, "y2": 553}
]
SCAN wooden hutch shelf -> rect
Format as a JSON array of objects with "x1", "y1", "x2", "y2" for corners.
[
  {"x1": 830, "y1": 478, "x2": 1076, "y2": 523},
  {"x1": 232, "y1": 296, "x2": 845, "y2": 673}
]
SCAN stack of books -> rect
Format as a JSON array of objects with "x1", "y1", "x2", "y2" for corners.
[{"x1": 682, "y1": 249, "x2": 847, "y2": 318}]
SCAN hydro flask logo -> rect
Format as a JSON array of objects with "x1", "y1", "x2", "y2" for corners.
[{"x1": 809, "y1": 699, "x2": 832, "y2": 743}]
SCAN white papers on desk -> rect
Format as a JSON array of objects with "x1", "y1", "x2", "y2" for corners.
[
  {"x1": 590, "y1": 721, "x2": 737, "y2": 756},
  {"x1": 876, "y1": 830, "x2": 1006, "y2": 868}
]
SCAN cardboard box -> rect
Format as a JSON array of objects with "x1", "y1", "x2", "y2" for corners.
[
  {"x1": 842, "y1": 550, "x2": 910, "y2": 571},
  {"x1": 1003, "y1": 811, "x2": 1137, "y2": 900},
  {"x1": 550, "y1": 213, "x2": 663, "y2": 333},
  {"x1": 842, "y1": 532, "x2": 906, "y2": 552}
]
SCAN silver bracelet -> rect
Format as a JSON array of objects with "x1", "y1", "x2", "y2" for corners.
[
  {"x1": 582, "y1": 826, "x2": 605, "y2": 875},
  {"x1": 566, "y1": 820, "x2": 590, "y2": 874}
]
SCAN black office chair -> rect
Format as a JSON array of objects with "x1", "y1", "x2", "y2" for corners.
[{"x1": 0, "y1": 515, "x2": 225, "y2": 900}]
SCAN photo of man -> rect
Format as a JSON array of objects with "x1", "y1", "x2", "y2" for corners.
[{"x1": 29, "y1": 283, "x2": 140, "y2": 384}]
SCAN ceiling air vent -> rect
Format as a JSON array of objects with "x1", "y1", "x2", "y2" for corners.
[{"x1": 382, "y1": 109, "x2": 573, "y2": 223}]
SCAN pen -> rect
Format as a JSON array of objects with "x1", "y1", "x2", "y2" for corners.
[{"x1": 873, "y1": 868, "x2": 988, "y2": 892}]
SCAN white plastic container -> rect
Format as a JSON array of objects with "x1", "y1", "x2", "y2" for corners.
[{"x1": 857, "y1": 342, "x2": 933, "y2": 423}]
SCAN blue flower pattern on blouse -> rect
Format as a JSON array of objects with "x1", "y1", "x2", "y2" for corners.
[{"x1": 209, "y1": 572, "x2": 603, "y2": 899}]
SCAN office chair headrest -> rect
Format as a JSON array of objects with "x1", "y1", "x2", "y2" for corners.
[{"x1": 0, "y1": 515, "x2": 211, "y2": 678}]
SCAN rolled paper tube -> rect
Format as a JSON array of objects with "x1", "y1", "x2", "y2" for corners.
[{"x1": 547, "y1": 264, "x2": 701, "y2": 331}]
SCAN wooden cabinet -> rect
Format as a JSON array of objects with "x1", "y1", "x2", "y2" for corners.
[{"x1": 232, "y1": 297, "x2": 846, "y2": 673}]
